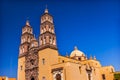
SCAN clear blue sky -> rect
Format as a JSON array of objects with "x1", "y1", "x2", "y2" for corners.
[{"x1": 0, "y1": 0, "x2": 120, "y2": 78}]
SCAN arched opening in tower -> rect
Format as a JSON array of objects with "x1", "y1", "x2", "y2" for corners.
[{"x1": 31, "y1": 77, "x2": 34, "y2": 80}]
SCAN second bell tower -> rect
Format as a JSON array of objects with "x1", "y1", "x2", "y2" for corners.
[{"x1": 39, "y1": 8, "x2": 57, "y2": 50}]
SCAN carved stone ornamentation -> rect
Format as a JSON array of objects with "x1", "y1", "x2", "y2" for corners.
[
  {"x1": 25, "y1": 49, "x2": 39, "y2": 80},
  {"x1": 52, "y1": 68, "x2": 64, "y2": 80}
]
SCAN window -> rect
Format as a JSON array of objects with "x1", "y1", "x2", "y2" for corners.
[
  {"x1": 79, "y1": 66, "x2": 81, "y2": 74},
  {"x1": 22, "y1": 46, "x2": 24, "y2": 53},
  {"x1": 78, "y1": 57, "x2": 81, "y2": 60},
  {"x1": 42, "y1": 76, "x2": 46, "y2": 80},
  {"x1": 62, "y1": 60, "x2": 64, "y2": 63},
  {"x1": 50, "y1": 37, "x2": 52, "y2": 44},
  {"x1": 41, "y1": 29, "x2": 43, "y2": 33},
  {"x1": 42, "y1": 58, "x2": 45, "y2": 65},
  {"x1": 31, "y1": 43, "x2": 34, "y2": 47},
  {"x1": 31, "y1": 77, "x2": 34, "y2": 80},
  {"x1": 86, "y1": 70, "x2": 92, "y2": 80},
  {"x1": 20, "y1": 65, "x2": 23, "y2": 70},
  {"x1": 111, "y1": 68, "x2": 114, "y2": 72},
  {"x1": 56, "y1": 74, "x2": 61, "y2": 80},
  {"x1": 30, "y1": 59, "x2": 34, "y2": 65},
  {"x1": 43, "y1": 37, "x2": 46, "y2": 44},
  {"x1": 88, "y1": 73, "x2": 91, "y2": 80},
  {"x1": 51, "y1": 29, "x2": 54, "y2": 33},
  {"x1": 44, "y1": 28, "x2": 46, "y2": 32},
  {"x1": 102, "y1": 74, "x2": 106, "y2": 80},
  {"x1": 30, "y1": 29, "x2": 32, "y2": 33}
]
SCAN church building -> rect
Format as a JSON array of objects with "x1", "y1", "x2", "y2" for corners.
[{"x1": 17, "y1": 8, "x2": 115, "y2": 80}]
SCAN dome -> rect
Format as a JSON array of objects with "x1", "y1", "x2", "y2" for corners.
[{"x1": 70, "y1": 46, "x2": 85, "y2": 57}]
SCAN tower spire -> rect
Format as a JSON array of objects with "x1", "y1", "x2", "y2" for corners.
[
  {"x1": 26, "y1": 20, "x2": 30, "y2": 26},
  {"x1": 94, "y1": 56, "x2": 96, "y2": 60},
  {"x1": 45, "y1": 4, "x2": 48, "y2": 13},
  {"x1": 66, "y1": 52, "x2": 69, "y2": 57},
  {"x1": 90, "y1": 55, "x2": 93, "y2": 60},
  {"x1": 39, "y1": 6, "x2": 57, "y2": 50}
]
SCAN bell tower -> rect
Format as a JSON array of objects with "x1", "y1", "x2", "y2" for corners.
[
  {"x1": 19, "y1": 20, "x2": 34, "y2": 57},
  {"x1": 39, "y1": 7, "x2": 57, "y2": 50},
  {"x1": 18, "y1": 20, "x2": 34, "y2": 80},
  {"x1": 38, "y1": 7, "x2": 59, "y2": 80}
]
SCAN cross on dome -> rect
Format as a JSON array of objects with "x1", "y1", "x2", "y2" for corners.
[{"x1": 74, "y1": 46, "x2": 78, "y2": 50}]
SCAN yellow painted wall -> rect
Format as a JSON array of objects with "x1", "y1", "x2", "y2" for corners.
[
  {"x1": 9, "y1": 78, "x2": 16, "y2": 80},
  {"x1": 17, "y1": 48, "x2": 115, "y2": 80},
  {"x1": 17, "y1": 57, "x2": 25, "y2": 80},
  {"x1": 100, "y1": 66, "x2": 114, "y2": 80},
  {"x1": 38, "y1": 48, "x2": 59, "y2": 80},
  {"x1": 0, "y1": 77, "x2": 16, "y2": 80},
  {"x1": 64, "y1": 62, "x2": 87, "y2": 80}
]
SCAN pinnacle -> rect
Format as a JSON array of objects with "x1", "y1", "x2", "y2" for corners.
[{"x1": 26, "y1": 20, "x2": 30, "y2": 26}]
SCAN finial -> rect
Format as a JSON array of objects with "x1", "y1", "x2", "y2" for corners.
[
  {"x1": 94, "y1": 56, "x2": 96, "y2": 60},
  {"x1": 66, "y1": 52, "x2": 69, "y2": 57},
  {"x1": 26, "y1": 20, "x2": 30, "y2": 26},
  {"x1": 74, "y1": 46, "x2": 78, "y2": 50},
  {"x1": 90, "y1": 55, "x2": 92, "y2": 60},
  {"x1": 45, "y1": 4, "x2": 48, "y2": 13},
  {"x1": 34, "y1": 34, "x2": 35, "y2": 38},
  {"x1": 33, "y1": 34, "x2": 36, "y2": 40},
  {"x1": 46, "y1": 4, "x2": 47, "y2": 9},
  {"x1": 85, "y1": 54, "x2": 88, "y2": 60}
]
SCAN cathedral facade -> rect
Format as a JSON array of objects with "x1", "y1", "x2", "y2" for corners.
[{"x1": 17, "y1": 8, "x2": 114, "y2": 80}]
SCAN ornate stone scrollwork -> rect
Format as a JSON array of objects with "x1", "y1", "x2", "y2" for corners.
[
  {"x1": 52, "y1": 67, "x2": 64, "y2": 80},
  {"x1": 25, "y1": 51, "x2": 39, "y2": 80}
]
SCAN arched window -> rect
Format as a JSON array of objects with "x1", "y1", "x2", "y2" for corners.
[
  {"x1": 23, "y1": 38, "x2": 25, "y2": 43},
  {"x1": 49, "y1": 28, "x2": 51, "y2": 32},
  {"x1": 20, "y1": 65, "x2": 23, "y2": 70},
  {"x1": 43, "y1": 37, "x2": 46, "y2": 44},
  {"x1": 30, "y1": 59, "x2": 34, "y2": 65},
  {"x1": 31, "y1": 77, "x2": 34, "y2": 80},
  {"x1": 31, "y1": 43, "x2": 34, "y2": 47},
  {"x1": 44, "y1": 28, "x2": 46, "y2": 32},
  {"x1": 86, "y1": 70, "x2": 92, "y2": 80},
  {"x1": 22, "y1": 46, "x2": 24, "y2": 53},
  {"x1": 50, "y1": 37, "x2": 52, "y2": 44},
  {"x1": 111, "y1": 68, "x2": 114, "y2": 72},
  {"x1": 42, "y1": 58, "x2": 45, "y2": 65},
  {"x1": 56, "y1": 74, "x2": 61, "y2": 80},
  {"x1": 51, "y1": 28, "x2": 54, "y2": 33},
  {"x1": 41, "y1": 27, "x2": 43, "y2": 33},
  {"x1": 30, "y1": 29, "x2": 32, "y2": 33},
  {"x1": 78, "y1": 57, "x2": 81, "y2": 60},
  {"x1": 79, "y1": 66, "x2": 81, "y2": 74},
  {"x1": 42, "y1": 76, "x2": 46, "y2": 80},
  {"x1": 102, "y1": 74, "x2": 106, "y2": 80},
  {"x1": 88, "y1": 73, "x2": 91, "y2": 80},
  {"x1": 53, "y1": 38, "x2": 56, "y2": 45}
]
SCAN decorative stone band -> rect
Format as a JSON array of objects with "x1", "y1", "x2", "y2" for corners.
[
  {"x1": 19, "y1": 52, "x2": 28, "y2": 58},
  {"x1": 39, "y1": 44, "x2": 58, "y2": 50},
  {"x1": 51, "y1": 67, "x2": 63, "y2": 73}
]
